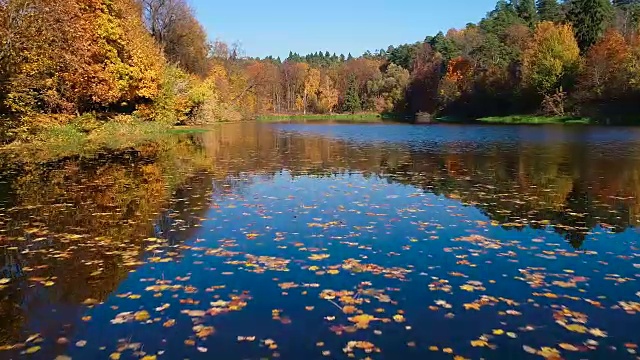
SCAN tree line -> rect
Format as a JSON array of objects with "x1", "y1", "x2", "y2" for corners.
[
  {"x1": 246, "y1": 0, "x2": 640, "y2": 122},
  {"x1": 2, "y1": 0, "x2": 640, "y2": 141}
]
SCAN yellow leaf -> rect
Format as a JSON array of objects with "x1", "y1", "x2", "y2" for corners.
[
  {"x1": 110, "y1": 353, "x2": 122, "y2": 360},
  {"x1": 349, "y1": 314, "x2": 376, "y2": 329},
  {"x1": 539, "y1": 347, "x2": 560, "y2": 358},
  {"x1": 463, "y1": 303, "x2": 481, "y2": 310},
  {"x1": 471, "y1": 339, "x2": 488, "y2": 347},
  {"x1": 564, "y1": 324, "x2": 587, "y2": 333},
  {"x1": 134, "y1": 310, "x2": 150, "y2": 321},
  {"x1": 25, "y1": 346, "x2": 41, "y2": 354},
  {"x1": 588, "y1": 328, "x2": 607, "y2": 337},
  {"x1": 558, "y1": 343, "x2": 579, "y2": 351}
]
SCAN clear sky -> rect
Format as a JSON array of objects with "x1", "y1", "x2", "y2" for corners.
[{"x1": 190, "y1": 0, "x2": 499, "y2": 59}]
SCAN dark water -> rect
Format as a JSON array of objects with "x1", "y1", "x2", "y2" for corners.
[{"x1": 1, "y1": 123, "x2": 639, "y2": 360}]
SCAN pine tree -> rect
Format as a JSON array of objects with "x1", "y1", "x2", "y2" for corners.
[
  {"x1": 347, "y1": 52, "x2": 354, "y2": 60},
  {"x1": 537, "y1": 0, "x2": 562, "y2": 22},
  {"x1": 517, "y1": 0, "x2": 538, "y2": 26},
  {"x1": 567, "y1": 0, "x2": 614, "y2": 52},
  {"x1": 343, "y1": 77, "x2": 361, "y2": 113}
]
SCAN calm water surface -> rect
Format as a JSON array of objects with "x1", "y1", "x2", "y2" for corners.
[{"x1": 1, "y1": 123, "x2": 639, "y2": 360}]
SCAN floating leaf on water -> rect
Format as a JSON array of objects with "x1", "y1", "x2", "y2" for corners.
[
  {"x1": 588, "y1": 328, "x2": 607, "y2": 337},
  {"x1": 25, "y1": 346, "x2": 40, "y2": 354},
  {"x1": 471, "y1": 340, "x2": 488, "y2": 347},
  {"x1": 558, "y1": 343, "x2": 579, "y2": 351},
  {"x1": 134, "y1": 310, "x2": 150, "y2": 321},
  {"x1": 563, "y1": 324, "x2": 588, "y2": 333},
  {"x1": 82, "y1": 298, "x2": 99, "y2": 305}
]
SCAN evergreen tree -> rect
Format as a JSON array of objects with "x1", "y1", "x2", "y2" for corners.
[
  {"x1": 567, "y1": 0, "x2": 614, "y2": 52},
  {"x1": 480, "y1": 0, "x2": 524, "y2": 35},
  {"x1": 339, "y1": 54, "x2": 346, "y2": 62},
  {"x1": 347, "y1": 52, "x2": 354, "y2": 60},
  {"x1": 517, "y1": 0, "x2": 538, "y2": 26},
  {"x1": 343, "y1": 77, "x2": 361, "y2": 113},
  {"x1": 537, "y1": 0, "x2": 563, "y2": 22},
  {"x1": 429, "y1": 31, "x2": 460, "y2": 61}
]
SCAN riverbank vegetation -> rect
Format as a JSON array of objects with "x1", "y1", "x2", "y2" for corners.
[
  {"x1": 256, "y1": 113, "x2": 387, "y2": 123},
  {"x1": 0, "y1": 0, "x2": 266, "y2": 146},
  {"x1": 477, "y1": 115, "x2": 592, "y2": 124},
  {"x1": 2, "y1": 0, "x2": 640, "y2": 148}
]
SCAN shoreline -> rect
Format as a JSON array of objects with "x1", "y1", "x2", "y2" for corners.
[
  {"x1": 257, "y1": 113, "x2": 598, "y2": 125},
  {"x1": 256, "y1": 113, "x2": 410, "y2": 123}
]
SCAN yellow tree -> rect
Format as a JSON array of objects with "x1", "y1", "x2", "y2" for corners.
[
  {"x1": 91, "y1": 0, "x2": 163, "y2": 106},
  {"x1": 303, "y1": 67, "x2": 320, "y2": 114},
  {"x1": 1, "y1": 0, "x2": 94, "y2": 114},
  {"x1": 522, "y1": 21, "x2": 581, "y2": 95},
  {"x1": 1, "y1": 0, "x2": 163, "y2": 116},
  {"x1": 317, "y1": 74, "x2": 339, "y2": 113}
]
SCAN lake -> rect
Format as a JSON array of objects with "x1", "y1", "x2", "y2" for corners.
[{"x1": 1, "y1": 122, "x2": 639, "y2": 360}]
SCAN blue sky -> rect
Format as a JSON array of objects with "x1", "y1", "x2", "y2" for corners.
[{"x1": 190, "y1": 0, "x2": 499, "y2": 59}]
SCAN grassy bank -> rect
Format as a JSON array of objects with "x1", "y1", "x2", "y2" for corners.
[
  {"x1": 476, "y1": 115, "x2": 592, "y2": 125},
  {"x1": 256, "y1": 113, "x2": 392, "y2": 123},
  {"x1": 0, "y1": 118, "x2": 208, "y2": 162}
]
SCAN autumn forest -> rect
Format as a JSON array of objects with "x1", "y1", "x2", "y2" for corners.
[{"x1": 1, "y1": 0, "x2": 640, "y2": 144}]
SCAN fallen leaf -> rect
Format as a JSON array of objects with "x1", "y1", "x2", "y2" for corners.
[
  {"x1": 25, "y1": 346, "x2": 41, "y2": 354},
  {"x1": 558, "y1": 343, "x2": 579, "y2": 351}
]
